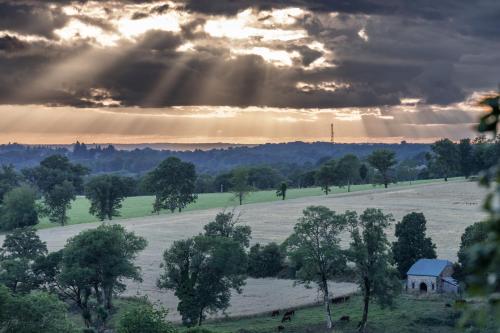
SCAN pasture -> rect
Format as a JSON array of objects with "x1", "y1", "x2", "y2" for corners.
[
  {"x1": 3, "y1": 180, "x2": 486, "y2": 322},
  {"x1": 200, "y1": 294, "x2": 465, "y2": 333},
  {"x1": 38, "y1": 178, "x2": 458, "y2": 228}
]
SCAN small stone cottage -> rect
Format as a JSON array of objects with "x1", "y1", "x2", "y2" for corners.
[{"x1": 406, "y1": 259, "x2": 459, "y2": 294}]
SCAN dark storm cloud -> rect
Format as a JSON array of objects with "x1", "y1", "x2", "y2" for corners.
[
  {"x1": 0, "y1": 35, "x2": 27, "y2": 52},
  {"x1": 175, "y1": 0, "x2": 461, "y2": 20},
  {"x1": 0, "y1": 1, "x2": 68, "y2": 38},
  {"x1": 0, "y1": 0, "x2": 499, "y2": 114}
]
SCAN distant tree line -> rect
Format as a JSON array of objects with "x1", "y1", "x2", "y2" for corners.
[
  {"x1": 2, "y1": 135, "x2": 500, "y2": 230},
  {"x1": 0, "y1": 141, "x2": 431, "y2": 176}
]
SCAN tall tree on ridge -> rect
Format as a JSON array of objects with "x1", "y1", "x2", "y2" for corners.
[
  {"x1": 146, "y1": 157, "x2": 198, "y2": 213},
  {"x1": 24, "y1": 155, "x2": 88, "y2": 226},
  {"x1": 367, "y1": 150, "x2": 396, "y2": 188}
]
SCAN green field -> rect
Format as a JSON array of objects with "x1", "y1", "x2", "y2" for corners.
[
  {"x1": 38, "y1": 178, "x2": 463, "y2": 229},
  {"x1": 196, "y1": 294, "x2": 476, "y2": 333}
]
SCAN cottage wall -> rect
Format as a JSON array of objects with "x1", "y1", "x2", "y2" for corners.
[
  {"x1": 407, "y1": 275, "x2": 438, "y2": 293},
  {"x1": 442, "y1": 280, "x2": 459, "y2": 294}
]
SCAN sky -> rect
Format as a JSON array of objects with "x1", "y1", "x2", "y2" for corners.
[{"x1": 0, "y1": 0, "x2": 499, "y2": 144}]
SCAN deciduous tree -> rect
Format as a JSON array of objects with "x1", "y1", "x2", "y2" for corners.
[
  {"x1": 316, "y1": 160, "x2": 336, "y2": 195},
  {"x1": 0, "y1": 186, "x2": 39, "y2": 231},
  {"x1": 0, "y1": 228, "x2": 47, "y2": 293},
  {"x1": 0, "y1": 285, "x2": 77, "y2": 333},
  {"x1": 25, "y1": 155, "x2": 88, "y2": 225},
  {"x1": 392, "y1": 212, "x2": 437, "y2": 278},
  {"x1": 84, "y1": 174, "x2": 130, "y2": 220},
  {"x1": 116, "y1": 300, "x2": 175, "y2": 333},
  {"x1": 147, "y1": 157, "x2": 198, "y2": 213},
  {"x1": 458, "y1": 138, "x2": 474, "y2": 178},
  {"x1": 158, "y1": 212, "x2": 250, "y2": 326},
  {"x1": 248, "y1": 242, "x2": 285, "y2": 278},
  {"x1": 334, "y1": 154, "x2": 361, "y2": 192},
  {"x1": 454, "y1": 221, "x2": 488, "y2": 282},
  {"x1": 230, "y1": 168, "x2": 252, "y2": 205},
  {"x1": 276, "y1": 182, "x2": 288, "y2": 200},
  {"x1": 284, "y1": 206, "x2": 348, "y2": 329},
  {"x1": 58, "y1": 224, "x2": 147, "y2": 329},
  {"x1": 367, "y1": 150, "x2": 396, "y2": 188},
  {"x1": 0, "y1": 165, "x2": 20, "y2": 205},
  {"x1": 430, "y1": 138, "x2": 459, "y2": 181},
  {"x1": 359, "y1": 164, "x2": 369, "y2": 184},
  {"x1": 349, "y1": 209, "x2": 401, "y2": 332}
]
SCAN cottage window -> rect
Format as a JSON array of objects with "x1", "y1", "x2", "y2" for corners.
[
  {"x1": 431, "y1": 283, "x2": 435, "y2": 290},
  {"x1": 411, "y1": 282, "x2": 415, "y2": 289}
]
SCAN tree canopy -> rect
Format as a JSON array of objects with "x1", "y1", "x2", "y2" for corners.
[
  {"x1": 0, "y1": 228, "x2": 48, "y2": 293},
  {"x1": 284, "y1": 206, "x2": 348, "y2": 329},
  {"x1": 0, "y1": 186, "x2": 39, "y2": 231},
  {"x1": 84, "y1": 174, "x2": 130, "y2": 220},
  {"x1": 0, "y1": 165, "x2": 20, "y2": 205},
  {"x1": 367, "y1": 149, "x2": 397, "y2": 188},
  {"x1": 349, "y1": 208, "x2": 401, "y2": 331},
  {"x1": 392, "y1": 212, "x2": 437, "y2": 278},
  {"x1": 316, "y1": 160, "x2": 336, "y2": 195},
  {"x1": 146, "y1": 156, "x2": 198, "y2": 213},
  {"x1": 25, "y1": 155, "x2": 88, "y2": 225},
  {"x1": 116, "y1": 300, "x2": 175, "y2": 333},
  {"x1": 58, "y1": 224, "x2": 147, "y2": 329},
  {"x1": 430, "y1": 138, "x2": 459, "y2": 181},
  {"x1": 230, "y1": 168, "x2": 253, "y2": 205},
  {"x1": 0, "y1": 285, "x2": 77, "y2": 333},
  {"x1": 159, "y1": 212, "x2": 250, "y2": 326}
]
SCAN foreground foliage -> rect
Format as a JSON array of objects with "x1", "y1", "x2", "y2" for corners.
[
  {"x1": 0, "y1": 284, "x2": 77, "y2": 333},
  {"x1": 58, "y1": 224, "x2": 147, "y2": 330},
  {"x1": 159, "y1": 212, "x2": 250, "y2": 327},
  {"x1": 116, "y1": 299, "x2": 175, "y2": 333}
]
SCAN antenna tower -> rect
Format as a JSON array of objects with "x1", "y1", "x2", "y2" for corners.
[{"x1": 330, "y1": 121, "x2": 335, "y2": 144}]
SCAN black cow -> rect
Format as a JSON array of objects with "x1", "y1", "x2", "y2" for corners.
[
  {"x1": 271, "y1": 310, "x2": 280, "y2": 317},
  {"x1": 283, "y1": 309, "x2": 295, "y2": 317},
  {"x1": 277, "y1": 325, "x2": 285, "y2": 332},
  {"x1": 281, "y1": 314, "x2": 292, "y2": 323},
  {"x1": 340, "y1": 315, "x2": 350, "y2": 322},
  {"x1": 331, "y1": 295, "x2": 350, "y2": 304}
]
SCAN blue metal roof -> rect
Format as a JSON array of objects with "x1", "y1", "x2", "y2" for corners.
[{"x1": 407, "y1": 259, "x2": 452, "y2": 277}]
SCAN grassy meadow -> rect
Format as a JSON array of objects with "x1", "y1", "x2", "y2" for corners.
[
  {"x1": 195, "y1": 294, "x2": 484, "y2": 333},
  {"x1": 38, "y1": 178, "x2": 462, "y2": 229}
]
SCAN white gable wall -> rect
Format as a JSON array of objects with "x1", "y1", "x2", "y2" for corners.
[{"x1": 407, "y1": 275, "x2": 439, "y2": 293}]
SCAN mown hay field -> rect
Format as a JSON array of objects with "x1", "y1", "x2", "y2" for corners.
[
  {"x1": 2, "y1": 180, "x2": 486, "y2": 321},
  {"x1": 37, "y1": 178, "x2": 453, "y2": 229}
]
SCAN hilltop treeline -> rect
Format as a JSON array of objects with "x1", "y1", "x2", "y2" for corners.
[{"x1": 0, "y1": 141, "x2": 429, "y2": 175}]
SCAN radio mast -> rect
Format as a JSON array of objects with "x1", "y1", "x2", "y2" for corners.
[{"x1": 330, "y1": 121, "x2": 335, "y2": 144}]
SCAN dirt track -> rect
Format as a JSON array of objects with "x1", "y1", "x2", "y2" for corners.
[{"x1": 0, "y1": 180, "x2": 486, "y2": 320}]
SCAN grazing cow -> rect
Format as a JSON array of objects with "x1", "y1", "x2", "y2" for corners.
[
  {"x1": 281, "y1": 314, "x2": 292, "y2": 323},
  {"x1": 445, "y1": 303, "x2": 451, "y2": 308},
  {"x1": 340, "y1": 315, "x2": 350, "y2": 322},
  {"x1": 331, "y1": 295, "x2": 350, "y2": 304},
  {"x1": 271, "y1": 310, "x2": 280, "y2": 317},
  {"x1": 283, "y1": 309, "x2": 295, "y2": 317},
  {"x1": 277, "y1": 325, "x2": 285, "y2": 332}
]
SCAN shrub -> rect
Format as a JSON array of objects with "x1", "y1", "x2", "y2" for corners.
[{"x1": 116, "y1": 302, "x2": 175, "y2": 333}]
